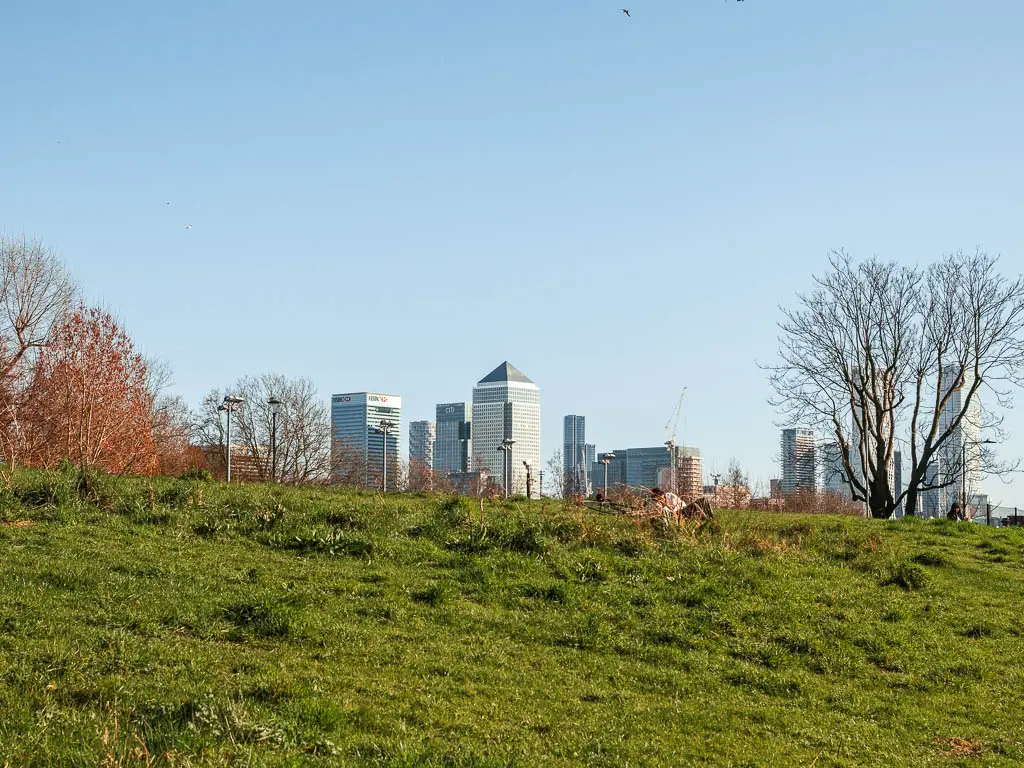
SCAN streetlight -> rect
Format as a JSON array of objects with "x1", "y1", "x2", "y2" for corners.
[
  {"x1": 963, "y1": 438, "x2": 996, "y2": 509},
  {"x1": 599, "y1": 452, "x2": 616, "y2": 506},
  {"x1": 523, "y1": 460, "x2": 533, "y2": 499},
  {"x1": 497, "y1": 438, "x2": 516, "y2": 498},
  {"x1": 218, "y1": 395, "x2": 244, "y2": 482},
  {"x1": 372, "y1": 419, "x2": 397, "y2": 493},
  {"x1": 268, "y1": 397, "x2": 282, "y2": 482}
]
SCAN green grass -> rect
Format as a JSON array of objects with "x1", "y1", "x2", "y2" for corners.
[{"x1": 1, "y1": 468, "x2": 1023, "y2": 766}]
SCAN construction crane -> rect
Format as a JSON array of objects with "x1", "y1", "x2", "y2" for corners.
[
  {"x1": 664, "y1": 387, "x2": 687, "y2": 447},
  {"x1": 664, "y1": 388, "x2": 686, "y2": 493}
]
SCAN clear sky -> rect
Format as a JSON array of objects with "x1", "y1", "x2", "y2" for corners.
[{"x1": 3, "y1": 1, "x2": 1022, "y2": 506}]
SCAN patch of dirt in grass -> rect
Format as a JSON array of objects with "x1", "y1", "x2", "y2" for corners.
[
  {"x1": 1, "y1": 520, "x2": 34, "y2": 527},
  {"x1": 934, "y1": 736, "x2": 985, "y2": 758}
]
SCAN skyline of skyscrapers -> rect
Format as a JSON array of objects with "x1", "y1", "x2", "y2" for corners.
[
  {"x1": 330, "y1": 392, "x2": 401, "y2": 486},
  {"x1": 780, "y1": 427, "x2": 816, "y2": 494},
  {"x1": 472, "y1": 362, "x2": 541, "y2": 495}
]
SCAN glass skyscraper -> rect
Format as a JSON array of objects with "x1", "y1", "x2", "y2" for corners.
[
  {"x1": 472, "y1": 362, "x2": 540, "y2": 495},
  {"x1": 434, "y1": 402, "x2": 472, "y2": 475},
  {"x1": 331, "y1": 392, "x2": 401, "y2": 486},
  {"x1": 563, "y1": 415, "x2": 592, "y2": 495}
]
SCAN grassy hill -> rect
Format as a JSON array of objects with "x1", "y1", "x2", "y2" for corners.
[{"x1": 1, "y1": 469, "x2": 1023, "y2": 766}]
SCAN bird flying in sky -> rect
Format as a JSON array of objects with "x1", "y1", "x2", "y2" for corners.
[
  {"x1": 621, "y1": 8, "x2": 631, "y2": 17},
  {"x1": 185, "y1": 224, "x2": 192, "y2": 230}
]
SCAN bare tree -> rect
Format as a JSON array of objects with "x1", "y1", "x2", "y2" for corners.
[
  {"x1": 768, "y1": 251, "x2": 1024, "y2": 518},
  {"x1": 407, "y1": 458, "x2": 436, "y2": 492},
  {"x1": 716, "y1": 458, "x2": 751, "y2": 509},
  {"x1": 0, "y1": 236, "x2": 76, "y2": 480},
  {"x1": 0, "y1": 236, "x2": 76, "y2": 384},
  {"x1": 194, "y1": 375, "x2": 331, "y2": 484},
  {"x1": 331, "y1": 439, "x2": 370, "y2": 488},
  {"x1": 546, "y1": 449, "x2": 566, "y2": 498}
]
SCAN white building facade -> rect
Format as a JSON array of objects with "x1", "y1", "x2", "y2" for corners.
[
  {"x1": 780, "y1": 428, "x2": 816, "y2": 494},
  {"x1": 472, "y1": 362, "x2": 540, "y2": 495}
]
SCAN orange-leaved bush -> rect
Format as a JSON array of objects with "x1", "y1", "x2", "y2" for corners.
[{"x1": 23, "y1": 306, "x2": 157, "y2": 474}]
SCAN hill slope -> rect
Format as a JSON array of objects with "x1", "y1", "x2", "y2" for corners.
[{"x1": 1, "y1": 470, "x2": 1022, "y2": 766}]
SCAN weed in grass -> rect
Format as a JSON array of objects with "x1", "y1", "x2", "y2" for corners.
[
  {"x1": 222, "y1": 597, "x2": 293, "y2": 639},
  {"x1": 881, "y1": 561, "x2": 929, "y2": 590},
  {"x1": 912, "y1": 551, "x2": 948, "y2": 567},
  {"x1": 410, "y1": 583, "x2": 447, "y2": 606},
  {"x1": 960, "y1": 623, "x2": 996, "y2": 639},
  {"x1": 521, "y1": 583, "x2": 569, "y2": 604}
]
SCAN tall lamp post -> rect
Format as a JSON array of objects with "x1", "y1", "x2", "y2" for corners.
[
  {"x1": 498, "y1": 438, "x2": 516, "y2": 498},
  {"x1": 218, "y1": 395, "x2": 245, "y2": 482},
  {"x1": 268, "y1": 397, "x2": 281, "y2": 482},
  {"x1": 372, "y1": 419, "x2": 397, "y2": 493},
  {"x1": 523, "y1": 460, "x2": 533, "y2": 499},
  {"x1": 963, "y1": 438, "x2": 996, "y2": 509},
  {"x1": 600, "y1": 452, "x2": 616, "y2": 507}
]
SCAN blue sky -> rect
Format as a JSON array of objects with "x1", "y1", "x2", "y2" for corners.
[{"x1": 3, "y1": 1, "x2": 1022, "y2": 505}]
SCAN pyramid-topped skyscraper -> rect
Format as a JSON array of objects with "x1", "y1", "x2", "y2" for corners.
[{"x1": 472, "y1": 361, "x2": 540, "y2": 495}]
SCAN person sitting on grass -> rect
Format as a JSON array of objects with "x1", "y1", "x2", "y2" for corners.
[{"x1": 651, "y1": 487, "x2": 684, "y2": 521}]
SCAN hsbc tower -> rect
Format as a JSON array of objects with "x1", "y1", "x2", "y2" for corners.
[{"x1": 331, "y1": 392, "x2": 402, "y2": 486}]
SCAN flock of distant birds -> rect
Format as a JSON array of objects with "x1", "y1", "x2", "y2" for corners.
[{"x1": 54, "y1": 6, "x2": 745, "y2": 234}]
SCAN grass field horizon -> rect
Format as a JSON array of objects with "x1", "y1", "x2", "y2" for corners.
[{"x1": 1, "y1": 467, "x2": 1022, "y2": 766}]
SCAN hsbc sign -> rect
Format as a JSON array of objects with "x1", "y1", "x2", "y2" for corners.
[{"x1": 334, "y1": 393, "x2": 401, "y2": 408}]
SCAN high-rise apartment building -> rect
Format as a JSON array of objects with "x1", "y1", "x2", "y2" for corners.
[
  {"x1": 780, "y1": 428, "x2": 816, "y2": 494},
  {"x1": 563, "y1": 415, "x2": 591, "y2": 495},
  {"x1": 331, "y1": 392, "x2": 401, "y2": 486},
  {"x1": 434, "y1": 402, "x2": 472, "y2": 475},
  {"x1": 409, "y1": 421, "x2": 436, "y2": 471},
  {"x1": 472, "y1": 362, "x2": 540, "y2": 494}
]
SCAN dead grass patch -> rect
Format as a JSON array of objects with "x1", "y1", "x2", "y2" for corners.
[{"x1": 934, "y1": 736, "x2": 985, "y2": 758}]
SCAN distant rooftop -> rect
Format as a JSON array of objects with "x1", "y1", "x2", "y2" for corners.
[{"x1": 477, "y1": 361, "x2": 534, "y2": 385}]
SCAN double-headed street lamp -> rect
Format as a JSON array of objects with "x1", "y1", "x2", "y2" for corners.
[
  {"x1": 497, "y1": 438, "x2": 516, "y2": 498},
  {"x1": 599, "y1": 452, "x2": 616, "y2": 506},
  {"x1": 218, "y1": 395, "x2": 245, "y2": 482},
  {"x1": 372, "y1": 419, "x2": 397, "y2": 493},
  {"x1": 268, "y1": 397, "x2": 282, "y2": 482}
]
